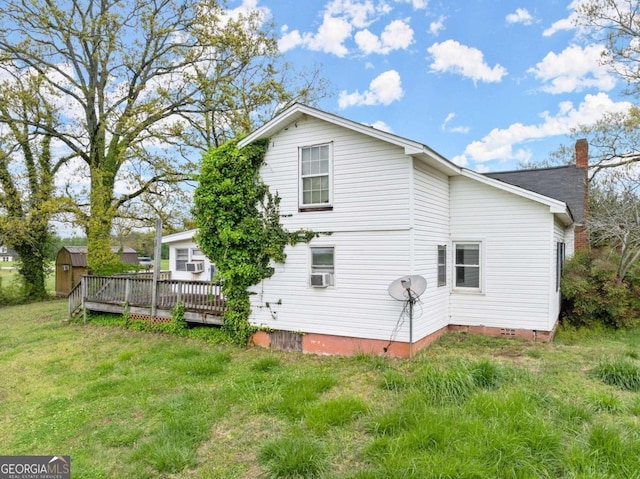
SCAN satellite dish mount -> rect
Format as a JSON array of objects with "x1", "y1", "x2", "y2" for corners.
[{"x1": 387, "y1": 275, "x2": 427, "y2": 357}]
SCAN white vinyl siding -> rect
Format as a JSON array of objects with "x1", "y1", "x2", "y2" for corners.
[
  {"x1": 259, "y1": 115, "x2": 411, "y2": 233},
  {"x1": 450, "y1": 175, "x2": 554, "y2": 331},
  {"x1": 251, "y1": 114, "x2": 415, "y2": 342},
  {"x1": 251, "y1": 231, "x2": 413, "y2": 342},
  {"x1": 549, "y1": 218, "x2": 569, "y2": 329},
  {"x1": 411, "y1": 161, "x2": 450, "y2": 340}
]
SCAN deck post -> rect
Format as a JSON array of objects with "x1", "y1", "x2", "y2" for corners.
[
  {"x1": 81, "y1": 276, "x2": 87, "y2": 324},
  {"x1": 125, "y1": 278, "x2": 131, "y2": 304},
  {"x1": 150, "y1": 217, "x2": 162, "y2": 317}
]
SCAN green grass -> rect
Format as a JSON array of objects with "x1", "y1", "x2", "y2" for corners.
[
  {"x1": 0, "y1": 262, "x2": 55, "y2": 295},
  {"x1": 5, "y1": 301, "x2": 640, "y2": 477}
]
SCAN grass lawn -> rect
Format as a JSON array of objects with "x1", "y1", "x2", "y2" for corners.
[
  {"x1": 0, "y1": 262, "x2": 56, "y2": 294},
  {"x1": 3, "y1": 301, "x2": 640, "y2": 478}
]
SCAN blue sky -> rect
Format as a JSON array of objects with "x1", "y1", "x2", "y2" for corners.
[{"x1": 232, "y1": 0, "x2": 633, "y2": 173}]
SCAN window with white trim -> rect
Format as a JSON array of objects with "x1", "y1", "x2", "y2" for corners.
[
  {"x1": 310, "y1": 246, "x2": 334, "y2": 274},
  {"x1": 556, "y1": 242, "x2": 565, "y2": 291},
  {"x1": 454, "y1": 242, "x2": 481, "y2": 290},
  {"x1": 176, "y1": 248, "x2": 189, "y2": 271},
  {"x1": 300, "y1": 144, "x2": 331, "y2": 207},
  {"x1": 437, "y1": 245, "x2": 447, "y2": 287}
]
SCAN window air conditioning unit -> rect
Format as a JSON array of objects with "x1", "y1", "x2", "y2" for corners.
[
  {"x1": 310, "y1": 272, "x2": 331, "y2": 287},
  {"x1": 186, "y1": 261, "x2": 204, "y2": 273}
]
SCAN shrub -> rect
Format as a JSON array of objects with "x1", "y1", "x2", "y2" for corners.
[{"x1": 561, "y1": 249, "x2": 640, "y2": 329}]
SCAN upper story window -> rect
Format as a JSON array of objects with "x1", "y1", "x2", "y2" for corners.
[
  {"x1": 454, "y1": 242, "x2": 481, "y2": 291},
  {"x1": 300, "y1": 144, "x2": 331, "y2": 209}
]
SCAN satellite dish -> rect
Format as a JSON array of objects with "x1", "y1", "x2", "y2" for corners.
[{"x1": 388, "y1": 275, "x2": 427, "y2": 301}]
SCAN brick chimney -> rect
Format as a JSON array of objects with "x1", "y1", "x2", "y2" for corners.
[{"x1": 574, "y1": 139, "x2": 589, "y2": 250}]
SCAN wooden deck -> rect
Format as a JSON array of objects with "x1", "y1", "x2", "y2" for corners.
[{"x1": 70, "y1": 275, "x2": 226, "y2": 325}]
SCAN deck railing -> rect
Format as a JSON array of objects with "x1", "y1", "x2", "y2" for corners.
[
  {"x1": 68, "y1": 280, "x2": 83, "y2": 316},
  {"x1": 78, "y1": 275, "x2": 225, "y2": 314}
]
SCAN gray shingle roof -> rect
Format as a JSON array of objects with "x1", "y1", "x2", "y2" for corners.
[{"x1": 485, "y1": 165, "x2": 586, "y2": 223}]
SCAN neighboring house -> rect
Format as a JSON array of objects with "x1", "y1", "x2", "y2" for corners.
[
  {"x1": 0, "y1": 245, "x2": 17, "y2": 262},
  {"x1": 168, "y1": 104, "x2": 587, "y2": 357},
  {"x1": 55, "y1": 246, "x2": 139, "y2": 296},
  {"x1": 161, "y1": 229, "x2": 217, "y2": 281}
]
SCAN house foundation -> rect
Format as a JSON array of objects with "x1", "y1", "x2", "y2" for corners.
[{"x1": 251, "y1": 322, "x2": 557, "y2": 358}]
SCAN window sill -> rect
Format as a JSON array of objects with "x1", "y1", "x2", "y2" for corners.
[
  {"x1": 299, "y1": 206, "x2": 333, "y2": 213},
  {"x1": 452, "y1": 288, "x2": 483, "y2": 295}
]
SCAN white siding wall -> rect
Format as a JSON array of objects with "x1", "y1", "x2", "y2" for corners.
[
  {"x1": 261, "y1": 115, "x2": 411, "y2": 232},
  {"x1": 548, "y1": 218, "x2": 567, "y2": 329},
  {"x1": 449, "y1": 176, "x2": 555, "y2": 331},
  {"x1": 412, "y1": 161, "x2": 450, "y2": 339},
  {"x1": 167, "y1": 239, "x2": 216, "y2": 282},
  {"x1": 252, "y1": 232, "x2": 413, "y2": 341},
  {"x1": 250, "y1": 114, "x2": 416, "y2": 341}
]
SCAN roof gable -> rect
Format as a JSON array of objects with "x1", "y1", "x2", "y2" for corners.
[
  {"x1": 238, "y1": 103, "x2": 460, "y2": 176},
  {"x1": 238, "y1": 103, "x2": 573, "y2": 224}
]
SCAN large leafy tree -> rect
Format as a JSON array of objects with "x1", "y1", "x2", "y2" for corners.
[
  {"x1": 587, "y1": 169, "x2": 640, "y2": 281},
  {"x1": 0, "y1": 0, "x2": 325, "y2": 274},
  {"x1": 0, "y1": 70, "x2": 64, "y2": 299}
]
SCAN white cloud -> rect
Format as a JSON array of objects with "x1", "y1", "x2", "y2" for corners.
[
  {"x1": 543, "y1": 17, "x2": 574, "y2": 37},
  {"x1": 462, "y1": 93, "x2": 632, "y2": 163},
  {"x1": 355, "y1": 19, "x2": 414, "y2": 54},
  {"x1": 394, "y1": 0, "x2": 428, "y2": 9},
  {"x1": 277, "y1": 0, "x2": 403, "y2": 56},
  {"x1": 528, "y1": 44, "x2": 615, "y2": 94},
  {"x1": 429, "y1": 16, "x2": 446, "y2": 35},
  {"x1": 543, "y1": 0, "x2": 588, "y2": 36},
  {"x1": 278, "y1": 26, "x2": 303, "y2": 51},
  {"x1": 428, "y1": 40, "x2": 507, "y2": 83},
  {"x1": 506, "y1": 8, "x2": 534, "y2": 25},
  {"x1": 451, "y1": 154, "x2": 468, "y2": 167},
  {"x1": 370, "y1": 120, "x2": 393, "y2": 132},
  {"x1": 223, "y1": 0, "x2": 270, "y2": 23},
  {"x1": 441, "y1": 112, "x2": 470, "y2": 134},
  {"x1": 326, "y1": 0, "x2": 384, "y2": 28},
  {"x1": 338, "y1": 70, "x2": 404, "y2": 108},
  {"x1": 303, "y1": 14, "x2": 353, "y2": 56}
]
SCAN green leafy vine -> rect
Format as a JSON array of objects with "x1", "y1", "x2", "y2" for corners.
[{"x1": 193, "y1": 138, "x2": 316, "y2": 344}]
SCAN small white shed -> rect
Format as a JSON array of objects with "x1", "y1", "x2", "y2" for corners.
[{"x1": 161, "y1": 229, "x2": 216, "y2": 281}]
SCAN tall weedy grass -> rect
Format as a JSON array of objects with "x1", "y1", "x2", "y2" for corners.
[
  {"x1": 259, "y1": 431, "x2": 328, "y2": 479},
  {"x1": 594, "y1": 358, "x2": 640, "y2": 391}
]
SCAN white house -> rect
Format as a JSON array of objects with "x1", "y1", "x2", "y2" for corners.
[
  {"x1": 168, "y1": 104, "x2": 587, "y2": 357},
  {"x1": 161, "y1": 229, "x2": 217, "y2": 281},
  {"x1": 0, "y1": 245, "x2": 17, "y2": 262}
]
